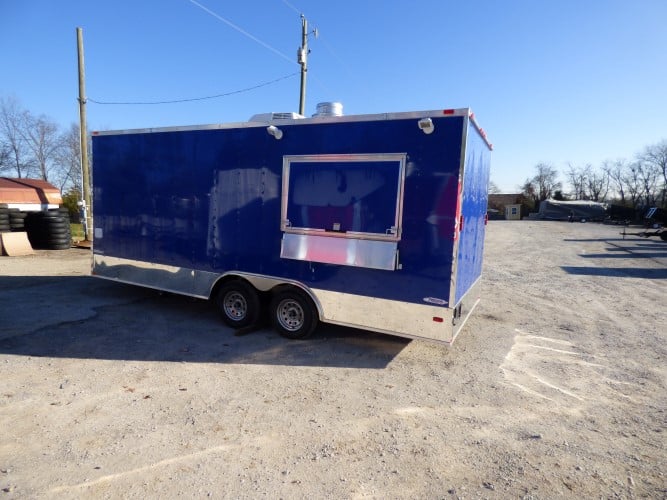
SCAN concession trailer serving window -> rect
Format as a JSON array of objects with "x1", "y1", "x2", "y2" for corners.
[{"x1": 280, "y1": 153, "x2": 407, "y2": 270}]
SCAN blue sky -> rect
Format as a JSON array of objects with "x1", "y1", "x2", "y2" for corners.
[{"x1": 2, "y1": 0, "x2": 666, "y2": 192}]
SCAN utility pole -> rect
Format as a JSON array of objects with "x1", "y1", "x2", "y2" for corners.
[
  {"x1": 297, "y1": 15, "x2": 308, "y2": 116},
  {"x1": 297, "y1": 15, "x2": 317, "y2": 116},
  {"x1": 76, "y1": 27, "x2": 93, "y2": 242}
]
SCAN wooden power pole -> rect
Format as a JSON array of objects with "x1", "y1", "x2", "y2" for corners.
[
  {"x1": 297, "y1": 15, "x2": 308, "y2": 116},
  {"x1": 297, "y1": 15, "x2": 317, "y2": 116},
  {"x1": 76, "y1": 27, "x2": 93, "y2": 242}
]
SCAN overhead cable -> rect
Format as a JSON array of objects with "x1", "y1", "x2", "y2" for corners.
[
  {"x1": 281, "y1": 0, "x2": 302, "y2": 15},
  {"x1": 88, "y1": 72, "x2": 299, "y2": 105},
  {"x1": 188, "y1": 0, "x2": 296, "y2": 66}
]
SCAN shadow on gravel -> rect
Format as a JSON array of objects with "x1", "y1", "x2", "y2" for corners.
[
  {"x1": 563, "y1": 238, "x2": 631, "y2": 242},
  {"x1": 566, "y1": 237, "x2": 667, "y2": 245},
  {"x1": 580, "y1": 252, "x2": 667, "y2": 259},
  {"x1": 561, "y1": 266, "x2": 667, "y2": 279},
  {"x1": 605, "y1": 246, "x2": 667, "y2": 252},
  {"x1": 0, "y1": 275, "x2": 91, "y2": 291},
  {"x1": 0, "y1": 276, "x2": 409, "y2": 369}
]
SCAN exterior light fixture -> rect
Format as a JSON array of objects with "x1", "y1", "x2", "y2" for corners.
[
  {"x1": 267, "y1": 125, "x2": 283, "y2": 140},
  {"x1": 418, "y1": 118, "x2": 434, "y2": 135}
]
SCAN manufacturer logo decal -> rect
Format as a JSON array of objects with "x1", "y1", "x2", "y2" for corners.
[{"x1": 423, "y1": 297, "x2": 447, "y2": 306}]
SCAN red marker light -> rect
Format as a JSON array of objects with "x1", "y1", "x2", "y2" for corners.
[
  {"x1": 433, "y1": 316, "x2": 444, "y2": 323},
  {"x1": 443, "y1": 109, "x2": 455, "y2": 115}
]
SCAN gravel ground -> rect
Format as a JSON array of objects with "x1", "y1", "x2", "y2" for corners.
[{"x1": 0, "y1": 221, "x2": 665, "y2": 499}]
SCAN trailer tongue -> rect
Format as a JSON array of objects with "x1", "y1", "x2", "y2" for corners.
[
  {"x1": 621, "y1": 228, "x2": 667, "y2": 241},
  {"x1": 91, "y1": 108, "x2": 492, "y2": 344}
]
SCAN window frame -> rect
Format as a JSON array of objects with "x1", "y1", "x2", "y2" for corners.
[{"x1": 280, "y1": 153, "x2": 407, "y2": 242}]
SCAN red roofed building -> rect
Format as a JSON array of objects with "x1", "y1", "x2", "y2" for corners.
[{"x1": 0, "y1": 177, "x2": 62, "y2": 210}]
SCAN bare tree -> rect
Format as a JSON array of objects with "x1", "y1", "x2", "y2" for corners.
[
  {"x1": 520, "y1": 179, "x2": 535, "y2": 199},
  {"x1": 586, "y1": 166, "x2": 609, "y2": 202},
  {"x1": 1, "y1": 96, "x2": 84, "y2": 193},
  {"x1": 0, "y1": 96, "x2": 34, "y2": 178},
  {"x1": 635, "y1": 158, "x2": 659, "y2": 207},
  {"x1": 623, "y1": 162, "x2": 642, "y2": 208},
  {"x1": 531, "y1": 163, "x2": 560, "y2": 201},
  {"x1": 21, "y1": 112, "x2": 61, "y2": 182},
  {"x1": 520, "y1": 179, "x2": 538, "y2": 210},
  {"x1": 50, "y1": 123, "x2": 82, "y2": 192},
  {"x1": 488, "y1": 180, "x2": 502, "y2": 194},
  {"x1": 0, "y1": 143, "x2": 9, "y2": 171},
  {"x1": 636, "y1": 148, "x2": 662, "y2": 206},
  {"x1": 603, "y1": 159, "x2": 628, "y2": 205},
  {"x1": 639, "y1": 140, "x2": 667, "y2": 208},
  {"x1": 566, "y1": 163, "x2": 589, "y2": 200}
]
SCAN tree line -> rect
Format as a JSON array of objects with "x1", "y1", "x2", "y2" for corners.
[
  {"x1": 514, "y1": 141, "x2": 667, "y2": 210},
  {"x1": 4, "y1": 94, "x2": 667, "y2": 213},
  {"x1": 0, "y1": 96, "x2": 82, "y2": 195}
]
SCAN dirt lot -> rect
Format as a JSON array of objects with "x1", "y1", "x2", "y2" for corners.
[{"x1": 0, "y1": 221, "x2": 665, "y2": 499}]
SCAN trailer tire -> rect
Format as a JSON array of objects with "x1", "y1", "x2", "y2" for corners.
[
  {"x1": 660, "y1": 232, "x2": 667, "y2": 241},
  {"x1": 215, "y1": 280, "x2": 261, "y2": 330},
  {"x1": 48, "y1": 242, "x2": 72, "y2": 250},
  {"x1": 39, "y1": 226, "x2": 70, "y2": 235},
  {"x1": 270, "y1": 289, "x2": 318, "y2": 340}
]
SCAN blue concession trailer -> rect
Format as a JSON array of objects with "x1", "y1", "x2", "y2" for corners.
[{"x1": 91, "y1": 108, "x2": 492, "y2": 343}]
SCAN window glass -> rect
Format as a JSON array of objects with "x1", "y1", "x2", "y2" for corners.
[{"x1": 285, "y1": 160, "x2": 400, "y2": 236}]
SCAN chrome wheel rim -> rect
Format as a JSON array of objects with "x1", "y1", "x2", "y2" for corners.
[
  {"x1": 223, "y1": 291, "x2": 247, "y2": 321},
  {"x1": 277, "y1": 299, "x2": 304, "y2": 332}
]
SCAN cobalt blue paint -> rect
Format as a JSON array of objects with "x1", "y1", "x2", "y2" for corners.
[
  {"x1": 455, "y1": 120, "x2": 492, "y2": 304},
  {"x1": 92, "y1": 109, "x2": 491, "y2": 343}
]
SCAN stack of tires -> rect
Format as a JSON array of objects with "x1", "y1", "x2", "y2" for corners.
[
  {"x1": 8, "y1": 208, "x2": 28, "y2": 232},
  {"x1": 25, "y1": 208, "x2": 72, "y2": 250},
  {"x1": 0, "y1": 207, "x2": 10, "y2": 234},
  {"x1": 0, "y1": 207, "x2": 11, "y2": 233}
]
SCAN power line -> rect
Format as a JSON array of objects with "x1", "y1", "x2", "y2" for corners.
[
  {"x1": 188, "y1": 0, "x2": 296, "y2": 66},
  {"x1": 281, "y1": 0, "x2": 301, "y2": 16},
  {"x1": 319, "y1": 36, "x2": 354, "y2": 77},
  {"x1": 88, "y1": 72, "x2": 300, "y2": 105}
]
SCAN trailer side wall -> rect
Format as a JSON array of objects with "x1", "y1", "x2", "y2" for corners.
[{"x1": 92, "y1": 111, "x2": 490, "y2": 342}]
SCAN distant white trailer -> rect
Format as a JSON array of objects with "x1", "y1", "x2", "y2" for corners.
[{"x1": 539, "y1": 199, "x2": 607, "y2": 222}]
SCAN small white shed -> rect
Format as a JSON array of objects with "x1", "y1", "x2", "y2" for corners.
[{"x1": 504, "y1": 204, "x2": 522, "y2": 220}]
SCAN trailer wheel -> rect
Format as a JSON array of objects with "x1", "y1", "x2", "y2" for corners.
[
  {"x1": 215, "y1": 280, "x2": 261, "y2": 329},
  {"x1": 270, "y1": 289, "x2": 318, "y2": 340},
  {"x1": 660, "y1": 232, "x2": 667, "y2": 241}
]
